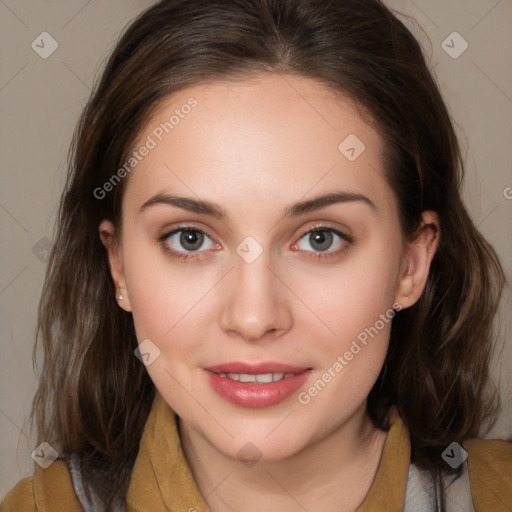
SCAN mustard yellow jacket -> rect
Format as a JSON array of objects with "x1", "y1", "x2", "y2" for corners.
[{"x1": 2, "y1": 392, "x2": 511, "y2": 511}]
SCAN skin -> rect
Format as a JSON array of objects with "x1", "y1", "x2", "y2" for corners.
[{"x1": 100, "y1": 73, "x2": 439, "y2": 512}]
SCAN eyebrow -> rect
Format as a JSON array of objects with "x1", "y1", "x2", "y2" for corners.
[{"x1": 139, "y1": 191, "x2": 376, "y2": 219}]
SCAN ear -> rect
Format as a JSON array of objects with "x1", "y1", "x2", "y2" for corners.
[
  {"x1": 99, "y1": 219, "x2": 132, "y2": 312},
  {"x1": 395, "y1": 211, "x2": 440, "y2": 309}
]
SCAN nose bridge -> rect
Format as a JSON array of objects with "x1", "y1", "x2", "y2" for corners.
[{"x1": 219, "y1": 242, "x2": 291, "y2": 341}]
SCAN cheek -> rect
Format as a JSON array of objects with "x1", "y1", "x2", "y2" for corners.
[
  {"x1": 122, "y1": 235, "x2": 217, "y2": 351},
  {"x1": 293, "y1": 239, "x2": 401, "y2": 343},
  {"x1": 122, "y1": 236, "x2": 177, "y2": 339},
  {"x1": 294, "y1": 260, "x2": 397, "y2": 412}
]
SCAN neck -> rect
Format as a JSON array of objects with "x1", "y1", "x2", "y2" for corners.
[{"x1": 179, "y1": 403, "x2": 388, "y2": 512}]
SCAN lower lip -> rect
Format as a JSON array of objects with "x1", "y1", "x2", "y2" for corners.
[{"x1": 204, "y1": 369, "x2": 312, "y2": 408}]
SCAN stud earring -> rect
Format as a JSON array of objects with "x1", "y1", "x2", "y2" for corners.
[{"x1": 117, "y1": 294, "x2": 123, "y2": 300}]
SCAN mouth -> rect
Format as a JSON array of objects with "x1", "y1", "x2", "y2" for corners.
[
  {"x1": 203, "y1": 362, "x2": 312, "y2": 408},
  {"x1": 205, "y1": 362, "x2": 310, "y2": 381},
  {"x1": 213, "y1": 372, "x2": 298, "y2": 383}
]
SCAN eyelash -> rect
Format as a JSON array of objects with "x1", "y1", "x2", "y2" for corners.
[{"x1": 158, "y1": 223, "x2": 353, "y2": 262}]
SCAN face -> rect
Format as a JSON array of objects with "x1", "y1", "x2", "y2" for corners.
[{"x1": 101, "y1": 74, "x2": 436, "y2": 461}]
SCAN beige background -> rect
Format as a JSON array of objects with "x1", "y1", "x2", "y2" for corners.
[{"x1": 1, "y1": 0, "x2": 511, "y2": 498}]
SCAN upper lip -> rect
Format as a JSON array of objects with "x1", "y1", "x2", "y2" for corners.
[{"x1": 205, "y1": 362, "x2": 311, "y2": 375}]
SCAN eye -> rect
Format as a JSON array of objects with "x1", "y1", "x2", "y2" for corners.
[
  {"x1": 158, "y1": 223, "x2": 353, "y2": 262},
  {"x1": 159, "y1": 226, "x2": 218, "y2": 261},
  {"x1": 293, "y1": 225, "x2": 352, "y2": 260}
]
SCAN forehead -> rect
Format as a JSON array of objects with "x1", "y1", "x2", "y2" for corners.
[{"x1": 124, "y1": 74, "x2": 389, "y2": 211}]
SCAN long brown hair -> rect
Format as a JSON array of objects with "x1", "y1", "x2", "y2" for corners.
[{"x1": 31, "y1": 0, "x2": 505, "y2": 509}]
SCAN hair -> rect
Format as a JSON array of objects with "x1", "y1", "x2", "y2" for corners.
[{"x1": 30, "y1": 0, "x2": 505, "y2": 510}]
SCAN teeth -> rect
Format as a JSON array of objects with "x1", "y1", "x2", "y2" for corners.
[
  {"x1": 218, "y1": 372, "x2": 297, "y2": 383},
  {"x1": 255, "y1": 373, "x2": 273, "y2": 383}
]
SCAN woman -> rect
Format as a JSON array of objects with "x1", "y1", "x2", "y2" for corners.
[{"x1": 2, "y1": 0, "x2": 511, "y2": 511}]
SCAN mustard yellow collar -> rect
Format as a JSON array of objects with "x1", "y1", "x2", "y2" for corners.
[{"x1": 126, "y1": 392, "x2": 409, "y2": 512}]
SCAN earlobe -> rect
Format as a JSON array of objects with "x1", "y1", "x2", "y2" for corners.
[
  {"x1": 395, "y1": 211, "x2": 440, "y2": 308},
  {"x1": 99, "y1": 219, "x2": 132, "y2": 312}
]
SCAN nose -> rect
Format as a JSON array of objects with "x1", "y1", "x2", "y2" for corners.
[{"x1": 218, "y1": 249, "x2": 293, "y2": 343}]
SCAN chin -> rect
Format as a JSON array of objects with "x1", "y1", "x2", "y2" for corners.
[{"x1": 216, "y1": 432, "x2": 309, "y2": 465}]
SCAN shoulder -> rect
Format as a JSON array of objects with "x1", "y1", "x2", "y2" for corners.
[
  {"x1": 0, "y1": 460, "x2": 83, "y2": 512},
  {"x1": 1, "y1": 477, "x2": 35, "y2": 511},
  {"x1": 463, "y1": 438, "x2": 512, "y2": 511}
]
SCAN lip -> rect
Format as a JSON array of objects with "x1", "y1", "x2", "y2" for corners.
[
  {"x1": 203, "y1": 362, "x2": 312, "y2": 408},
  {"x1": 205, "y1": 362, "x2": 310, "y2": 374}
]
